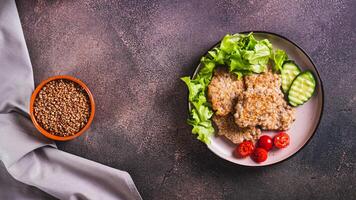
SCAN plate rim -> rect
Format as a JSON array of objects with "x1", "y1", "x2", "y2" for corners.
[{"x1": 188, "y1": 31, "x2": 325, "y2": 167}]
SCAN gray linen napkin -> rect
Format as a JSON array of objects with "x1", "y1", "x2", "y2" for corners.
[{"x1": 0, "y1": 0, "x2": 142, "y2": 199}]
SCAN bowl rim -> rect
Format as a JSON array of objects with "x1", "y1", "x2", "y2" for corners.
[
  {"x1": 29, "y1": 75, "x2": 96, "y2": 141},
  {"x1": 188, "y1": 31, "x2": 324, "y2": 167}
]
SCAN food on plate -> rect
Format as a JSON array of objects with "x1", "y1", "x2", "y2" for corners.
[
  {"x1": 235, "y1": 132, "x2": 291, "y2": 163},
  {"x1": 33, "y1": 79, "x2": 91, "y2": 137},
  {"x1": 287, "y1": 71, "x2": 316, "y2": 107},
  {"x1": 273, "y1": 132, "x2": 290, "y2": 149},
  {"x1": 257, "y1": 135, "x2": 273, "y2": 151},
  {"x1": 281, "y1": 61, "x2": 301, "y2": 93},
  {"x1": 181, "y1": 32, "x2": 316, "y2": 147},
  {"x1": 234, "y1": 71, "x2": 296, "y2": 130},
  {"x1": 273, "y1": 49, "x2": 288, "y2": 72},
  {"x1": 208, "y1": 68, "x2": 244, "y2": 116},
  {"x1": 281, "y1": 62, "x2": 317, "y2": 107},
  {"x1": 251, "y1": 148, "x2": 268, "y2": 163},
  {"x1": 181, "y1": 33, "x2": 275, "y2": 143},
  {"x1": 251, "y1": 132, "x2": 291, "y2": 163},
  {"x1": 235, "y1": 140, "x2": 255, "y2": 158},
  {"x1": 243, "y1": 69, "x2": 281, "y2": 91},
  {"x1": 213, "y1": 114, "x2": 261, "y2": 144}
]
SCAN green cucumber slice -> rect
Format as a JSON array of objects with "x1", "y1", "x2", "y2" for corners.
[
  {"x1": 281, "y1": 61, "x2": 301, "y2": 93},
  {"x1": 287, "y1": 70, "x2": 316, "y2": 107}
]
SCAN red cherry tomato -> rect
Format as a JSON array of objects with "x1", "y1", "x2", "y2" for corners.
[
  {"x1": 257, "y1": 135, "x2": 273, "y2": 151},
  {"x1": 273, "y1": 132, "x2": 290, "y2": 149},
  {"x1": 251, "y1": 148, "x2": 268, "y2": 163},
  {"x1": 235, "y1": 141, "x2": 255, "y2": 158}
]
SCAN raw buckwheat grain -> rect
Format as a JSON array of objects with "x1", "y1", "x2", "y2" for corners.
[{"x1": 33, "y1": 79, "x2": 90, "y2": 137}]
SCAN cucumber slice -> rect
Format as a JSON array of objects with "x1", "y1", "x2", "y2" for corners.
[
  {"x1": 288, "y1": 71, "x2": 316, "y2": 107},
  {"x1": 281, "y1": 61, "x2": 301, "y2": 93}
]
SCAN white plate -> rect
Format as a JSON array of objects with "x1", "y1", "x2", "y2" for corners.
[{"x1": 192, "y1": 32, "x2": 324, "y2": 166}]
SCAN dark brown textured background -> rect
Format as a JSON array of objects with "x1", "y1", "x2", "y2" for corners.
[{"x1": 1, "y1": 0, "x2": 355, "y2": 199}]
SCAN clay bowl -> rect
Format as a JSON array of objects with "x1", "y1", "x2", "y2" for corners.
[{"x1": 29, "y1": 75, "x2": 95, "y2": 141}]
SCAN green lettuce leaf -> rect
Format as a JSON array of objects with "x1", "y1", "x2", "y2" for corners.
[
  {"x1": 207, "y1": 48, "x2": 226, "y2": 65},
  {"x1": 191, "y1": 121, "x2": 215, "y2": 143},
  {"x1": 181, "y1": 73, "x2": 215, "y2": 143},
  {"x1": 227, "y1": 36, "x2": 271, "y2": 76},
  {"x1": 180, "y1": 77, "x2": 204, "y2": 101},
  {"x1": 273, "y1": 49, "x2": 288, "y2": 72},
  {"x1": 220, "y1": 34, "x2": 243, "y2": 53}
]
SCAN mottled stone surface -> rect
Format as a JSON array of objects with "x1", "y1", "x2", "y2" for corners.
[{"x1": 2, "y1": 0, "x2": 355, "y2": 199}]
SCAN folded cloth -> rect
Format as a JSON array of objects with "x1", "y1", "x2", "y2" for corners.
[{"x1": 0, "y1": 0, "x2": 142, "y2": 199}]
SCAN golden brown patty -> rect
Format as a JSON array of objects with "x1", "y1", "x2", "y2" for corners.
[
  {"x1": 244, "y1": 70, "x2": 281, "y2": 92},
  {"x1": 213, "y1": 114, "x2": 261, "y2": 144},
  {"x1": 234, "y1": 71, "x2": 295, "y2": 130},
  {"x1": 208, "y1": 68, "x2": 244, "y2": 116}
]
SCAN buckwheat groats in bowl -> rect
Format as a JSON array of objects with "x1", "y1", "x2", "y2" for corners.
[{"x1": 30, "y1": 75, "x2": 95, "y2": 141}]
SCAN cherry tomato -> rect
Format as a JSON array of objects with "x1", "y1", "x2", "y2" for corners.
[
  {"x1": 273, "y1": 132, "x2": 290, "y2": 149},
  {"x1": 257, "y1": 135, "x2": 273, "y2": 151},
  {"x1": 251, "y1": 148, "x2": 268, "y2": 163},
  {"x1": 235, "y1": 141, "x2": 255, "y2": 158}
]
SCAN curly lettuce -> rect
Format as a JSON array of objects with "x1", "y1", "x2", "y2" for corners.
[
  {"x1": 272, "y1": 49, "x2": 288, "y2": 72},
  {"x1": 181, "y1": 32, "x2": 287, "y2": 144}
]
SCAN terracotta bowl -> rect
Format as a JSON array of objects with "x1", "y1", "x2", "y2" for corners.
[{"x1": 29, "y1": 75, "x2": 95, "y2": 141}]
